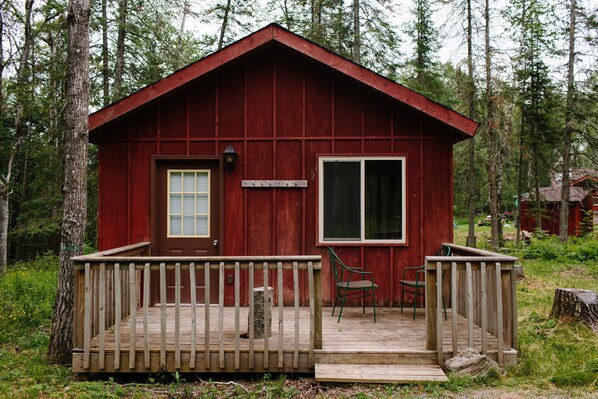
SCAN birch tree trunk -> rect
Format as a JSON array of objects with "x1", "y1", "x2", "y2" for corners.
[
  {"x1": 101, "y1": 0, "x2": 109, "y2": 106},
  {"x1": 48, "y1": 0, "x2": 90, "y2": 365},
  {"x1": 559, "y1": 0, "x2": 576, "y2": 242}
]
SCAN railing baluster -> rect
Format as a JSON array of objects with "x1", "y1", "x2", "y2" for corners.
[
  {"x1": 114, "y1": 263, "x2": 121, "y2": 370},
  {"x1": 143, "y1": 263, "x2": 150, "y2": 369},
  {"x1": 234, "y1": 261, "x2": 240, "y2": 370},
  {"x1": 511, "y1": 266, "x2": 518, "y2": 351},
  {"x1": 495, "y1": 262, "x2": 504, "y2": 365},
  {"x1": 436, "y1": 261, "x2": 444, "y2": 368},
  {"x1": 189, "y1": 262, "x2": 197, "y2": 369},
  {"x1": 308, "y1": 261, "x2": 315, "y2": 367},
  {"x1": 248, "y1": 262, "x2": 255, "y2": 369},
  {"x1": 160, "y1": 262, "x2": 166, "y2": 369},
  {"x1": 451, "y1": 262, "x2": 458, "y2": 357},
  {"x1": 83, "y1": 263, "x2": 91, "y2": 370},
  {"x1": 263, "y1": 261, "x2": 269, "y2": 369},
  {"x1": 175, "y1": 262, "x2": 181, "y2": 369},
  {"x1": 204, "y1": 262, "x2": 210, "y2": 370},
  {"x1": 128, "y1": 263, "x2": 136, "y2": 370},
  {"x1": 99, "y1": 262, "x2": 106, "y2": 370},
  {"x1": 466, "y1": 262, "x2": 474, "y2": 348},
  {"x1": 480, "y1": 262, "x2": 488, "y2": 355},
  {"x1": 277, "y1": 261, "x2": 284, "y2": 369},
  {"x1": 218, "y1": 262, "x2": 225, "y2": 369},
  {"x1": 293, "y1": 261, "x2": 299, "y2": 369}
]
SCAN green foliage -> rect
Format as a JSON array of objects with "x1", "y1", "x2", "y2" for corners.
[
  {"x1": 0, "y1": 255, "x2": 57, "y2": 345},
  {"x1": 515, "y1": 258, "x2": 598, "y2": 388},
  {"x1": 524, "y1": 237, "x2": 598, "y2": 262}
]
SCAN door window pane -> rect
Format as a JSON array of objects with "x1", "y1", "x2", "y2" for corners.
[{"x1": 168, "y1": 170, "x2": 210, "y2": 237}]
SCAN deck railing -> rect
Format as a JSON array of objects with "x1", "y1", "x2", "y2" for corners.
[
  {"x1": 72, "y1": 243, "x2": 322, "y2": 372},
  {"x1": 425, "y1": 244, "x2": 518, "y2": 367}
]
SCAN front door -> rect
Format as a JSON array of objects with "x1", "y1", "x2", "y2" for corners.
[{"x1": 155, "y1": 159, "x2": 220, "y2": 303}]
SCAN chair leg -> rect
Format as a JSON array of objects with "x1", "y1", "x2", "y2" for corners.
[
  {"x1": 362, "y1": 290, "x2": 366, "y2": 314},
  {"x1": 337, "y1": 291, "x2": 346, "y2": 322},
  {"x1": 400, "y1": 286, "x2": 405, "y2": 314},
  {"x1": 372, "y1": 289, "x2": 377, "y2": 322},
  {"x1": 412, "y1": 291, "x2": 417, "y2": 320},
  {"x1": 332, "y1": 293, "x2": 338, "y2": 316}
]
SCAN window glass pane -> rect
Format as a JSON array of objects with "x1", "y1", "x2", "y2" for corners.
[
  {"x1": 196, "y1": 216, "x2": 208, "y2": 235},
  {"x1": 183, "y1": 173, "x2": 195, "y2": 193},
  {"x1": 183, "y1": 195, "x2": 194, "y2": 215},
  {"x1": 183, "y1": 216, "x2": 194, "y2": 235},
  {"x1": 323, "y1": 162, "x2": 361, "y2": 240},
  {"x1": 170, "y1": 216, "x2": 182, "y2": 235},
  {"x1": 196, "y1": 172, "x2": 209, "y2": 192},
  {"x1": 196, "y1": 194, "x2": 208, "y2": 214},
  {"x1": 170, "y1": 173, "x2": 182, "y2": 192},
  {"x1": 365, "y1": 160, "x2": 403, "y2": 240},
  {"x1": 170, "y1": 195, "x2": 181, "y2": 214}
]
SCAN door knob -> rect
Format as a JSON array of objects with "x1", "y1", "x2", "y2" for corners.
[{"x1": 213, "y1": 240, "x2": 219, "y2": 246}]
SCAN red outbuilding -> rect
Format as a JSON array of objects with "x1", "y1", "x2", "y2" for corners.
[{"x1": 89, "y1": 24, "x2": 478, "y2": 307}]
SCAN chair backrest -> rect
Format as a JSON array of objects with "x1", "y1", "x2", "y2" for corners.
[{"x1": 328, "y1": 247, "x2": 345, "y2": 283}]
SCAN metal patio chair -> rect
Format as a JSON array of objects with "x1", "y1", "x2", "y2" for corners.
[
  {"x1": 399, "y1": 247, "x2": 449, "y2": 320},
  {"x1": 328, "y1": 247, "x2": 378, "y2": 322}
]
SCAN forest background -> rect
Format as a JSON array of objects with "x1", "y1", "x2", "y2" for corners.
[{"x1": 0, "y1": 0, "x2": 596, "y2": 269}]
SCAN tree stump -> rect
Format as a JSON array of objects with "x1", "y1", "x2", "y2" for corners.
[
  {"x1": 248, "y1": 286, "x2": 273, "y2": 339},
  {"x1": 550, "y1": 288, "x2": 598, "y2": 334}
]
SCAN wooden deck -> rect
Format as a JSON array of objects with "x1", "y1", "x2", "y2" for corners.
[{"x1": 73, "y1": 306, "x2": 515, "y2": 376}]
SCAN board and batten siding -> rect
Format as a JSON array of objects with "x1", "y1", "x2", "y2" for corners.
[{"x1": 95, "y1": 46, "x2": 454, "y2": 307}]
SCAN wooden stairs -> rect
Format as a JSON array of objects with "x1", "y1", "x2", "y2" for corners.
[{"x1": 314, "y1": 350, "x2": 448, "y2": 384}]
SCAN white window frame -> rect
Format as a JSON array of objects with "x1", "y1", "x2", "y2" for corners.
[
  {"x1": 318, "y1": 156, "x2": 407, "y2": 244},
  {"x1": 167, "y1": 169, "x2": 211, "y2": 238}
]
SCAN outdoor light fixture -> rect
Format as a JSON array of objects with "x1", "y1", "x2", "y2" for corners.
[{"x1": 223, "y1": 145, "x2": 238, "y2": 175}]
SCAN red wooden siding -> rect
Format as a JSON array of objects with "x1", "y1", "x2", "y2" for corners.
[{"x1": 95, "y1": 45, "x2": 463, "y2": 306}]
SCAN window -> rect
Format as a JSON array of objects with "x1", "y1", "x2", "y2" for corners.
[
  {"x1": 168, "y1": 170, "x2": 210, "y2": 237},
  {"x1": 319, "y1": 157, "x2": 406, "y2": 244}
]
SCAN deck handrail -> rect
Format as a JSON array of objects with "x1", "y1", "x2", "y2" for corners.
[
  {"x1": 425, "y1": 243, "x2": 517, "y2": 367},
  {"x1": 72, "y1": 242, "x2": 323, "y2": 372}
]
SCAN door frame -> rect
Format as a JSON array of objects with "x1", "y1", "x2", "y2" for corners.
[{"x1": 150, "y1": 156, "x2": 224, "y2": 305}]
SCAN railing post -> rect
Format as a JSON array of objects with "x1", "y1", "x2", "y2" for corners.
[
  {"x1": 425, "y1": 261, "x2": 437, "y2": 350},
  {"x1": 313, "y1": 265, "x2": 322, "y2": 350}
]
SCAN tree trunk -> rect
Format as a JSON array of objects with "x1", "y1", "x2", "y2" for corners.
[
  {"x1": 0, "y1": 0, "x2": 5, "y2": 275},
  {"x1": 48, "y1": 0, "x2": 90, "y2": 365},
  {"x1": 551, "y1": 288, "x2": 598, "y2": 334},
  {"x1": 0, "y1": 0, "x2": 34, "y2": 273},
  {"x1": 218, "y1": 0, "x2": 232, "y2": 50},
  {"x1": 465, "y1": 0, "x2": 476, "y2": 248},
  {"x1": 101, "y1": 0, "x2": 109, "y2": 106},
  {"x1": 559, "y1": 0, "x2": 576, "y2": 242},
  {"x1": 485, "y1": 0, "x2": 501, "y2": 250},
  {"x1": 113, "y1": 0, "x2": 127, "y2": 101},
  {"x1": 353, "y1": 0, "x2": 360, "y2": 64},
  {"x1": 176, "y1": 0, "x2": 190, "y2": 68}
]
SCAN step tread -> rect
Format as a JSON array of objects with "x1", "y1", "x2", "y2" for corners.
[{"x1": 315, "y1": 363, "x2": 448, "y2": 384}]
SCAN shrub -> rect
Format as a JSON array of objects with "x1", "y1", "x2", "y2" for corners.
[{"x1": 523, "y1": 237, "x2": 598, "y2": 262}]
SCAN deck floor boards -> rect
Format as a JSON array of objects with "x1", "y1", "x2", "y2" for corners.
[{"x1": 87, "y1": 306, "x2": 500, "y2": 354}]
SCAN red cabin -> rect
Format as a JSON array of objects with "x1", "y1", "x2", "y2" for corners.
[
  {"x1": 73, "y1": 25, "x2": 518, "y2": 379},
  {"x1": 90, "y1": 24, "x2": 477, "y2": 307}
]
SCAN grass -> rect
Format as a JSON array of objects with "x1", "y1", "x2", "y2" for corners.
[{"x1": 0, "y1": 237, "x2": 597, "y2": 397}]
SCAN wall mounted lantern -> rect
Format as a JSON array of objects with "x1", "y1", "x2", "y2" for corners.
[{"x1": 223, "y1": 145, "x2": 238, "y2": 175}]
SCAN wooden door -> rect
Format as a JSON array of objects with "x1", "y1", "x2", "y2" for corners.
[{"x1": 155, "y1": 159, "x2": 220, "y2": 303}]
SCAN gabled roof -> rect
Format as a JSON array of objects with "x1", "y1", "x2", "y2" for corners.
[
  {"x1": 522, "y1": 186, "x2": 590, "y2": 203},
  {"x1": 89, "y1": 24, "x2": 479, "y2": 138}
]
